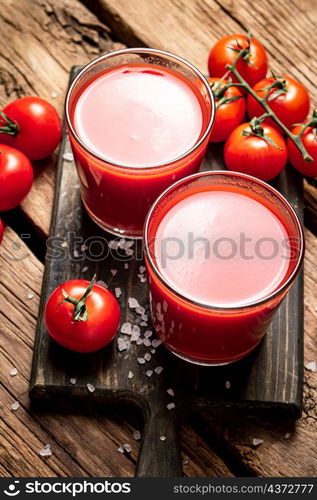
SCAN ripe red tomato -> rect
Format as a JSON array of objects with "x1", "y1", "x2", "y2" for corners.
[
  {"x1": 208, "y1": 78, "x2": 246, "y2": 142},
  {"x1": 0, "y1": 145, "x2": 33, "y2": 211},
  {"x1": 247, "y1": 75, "x2": 310, "y2": 130},
  {"x1": 45, "y1": 276, "x2": 120, "y2": 353},
  {"x1": 0, "y1": 96, "x2": 62, "y2": 160},
  {"x1": 208, "y1": 34, "x2": 268, "y2": 88},
  {"x1": 0, "y1": 218, "x2": 4, "y2": 245},
  {"x1": 224, "y1": 122, "x2": 287, "y2": 181},
  {"x1": 287, "y1": 124, "x2": 317, "y2": 177}
]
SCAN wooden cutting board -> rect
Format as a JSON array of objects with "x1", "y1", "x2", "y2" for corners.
[{"x1": 30, "y1": 67, "x2": 304, "y2": 477}]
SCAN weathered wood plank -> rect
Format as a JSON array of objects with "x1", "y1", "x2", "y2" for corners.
[{"x1": 0, "y1": 0, "x2": 123, "y2": 237}]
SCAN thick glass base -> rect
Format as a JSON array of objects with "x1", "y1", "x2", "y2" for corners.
[
  {"x1": 83, "y1": 200, "x2": 143, "y2": 239},
  {"x1": 165, "y1": 340, "x2": 262, "y2": 366}
]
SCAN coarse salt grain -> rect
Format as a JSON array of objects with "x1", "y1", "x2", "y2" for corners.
[
  {"x1": 11, "y1": 401, "x2": 20, "y2": 411},
  {"x1": 133, "y1": 430, "x2": 141, "y2": 441},
  {"x1": 128, "y1": 297, "x2": 139, "y2": 309},
  {"x1": 160, "y1": 436, "x2": 166, "y2": 442},
  {"x1": 136, "y1": 338, "x2": 143, "y2": 345},
  {"x1": 128, "y1": 371, "x2": 134, "y2": 379},
  {"x1": 305, "y1": 361, "x2": 317, "y2": 372},
  {"x1": 150, "y1": 349, "x2": 156, "y2": 354},
  {"x1": 39, "y1": 444, "x2": 52, "y2": 457},
  {"x1": 97, "y1": 280, "x2": 108, "y2": 288},
  {"x1": 121, "y1": 322, "x2": 132, "y2": 335},
  {"x1": 144, "y1": 330, "x2": 152, "y2": 338},
  {"x1": 167, "y1": 388, "x2": 175, "y2": 397},
  {"x1": 51, "y1": 91, "x2": 58, "y2": 98},
  {"x1": 140, "y1": 277, "x2": 147, "y2": 283},
  {"x1": 131, "y1": 332, "x2": 140, "y2": 342},
  {"x1": 110, "y1": 269, "x2": 117, "y2": 276},
  {"x1": 144, "y1": 353, "x2": 151, "y2": 362},
  {"x1": 10, "y1": 368, "x2": 18, "y2": 377},
  {"x1": 115, "y1": 287, "x2": 122, "y2": 298},
  {"x1": 69, "y1": 378, "x2": 77, "y2": 385},
  {"x1": 139, "y1": 265, "x2": 146, "y2": 273},
  {"x1": 143, "y1": 338, "x2": 151, "y2": 347},
  {"x1": 152, "y1": 339, "x2": 162, "y2": 348},
  {"x1": 167, "y1": 402, "x2": 175, "y2": 410},
  {"x1": 155, "y1": 366, "x2": 164, "y2": 375},
  {"x1": 61, "y1": 241, "x2": 68, "y2": 247},
  {"x1": 132, "y1": 325, "x2": 140, "y2": 334},
  {"x1": 73, "y1": 249, "x2": 80, "y2": 258},
  {"x1": 63, "y1": 152, "x2": 74, "y2": 162},
  {"x1": 117, "y1": 446, "x2": 124, "y2": 454},
  {"x1": 27, "y1": 292, "x2": 34, "y2": 300},
  {"x1": 124, "y1": 263, "x2": 129, "y2": 269},
  {"x1": 87, "y1": 383, "x2": 95, "y2": 393},
  {"x1": 117, "y1": 338, "x2": 128, "y2": 351},
  {"x1": 141, "y1": 314, "x2": 148, "y2": 322},
  {"x1": 136, "y1": 306, "x2": 145, "y2": 315},
  {"x1": 140, "y1": 321, "x2": 147, "y2": 327},
  {"x1": 285, "y1": 432, "x2": 291, "y2": 439},
  {"x1": 137, "y1": 357, "x2": 146, "y2": 365},
  {"x1": 146, "y1": 370, "x2": 153, "y2": 377},
  {"x1": 252, "y1": 438, "x2": 264, "y2": 447},
  {"x1": 81, "y1": 244, "x2": 88, "y2": 252},
  {"x1": 123, "y1": 443, "x2": 131, "y2": 453},
  {"x1": 225, "y1": 381, "x2": 231, "y2": 389},
  {"x1": 82, "y1": 266, "x2": 88, "y2": 272}
]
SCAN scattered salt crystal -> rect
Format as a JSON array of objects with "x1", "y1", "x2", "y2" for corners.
[
  {"x1": 115, "y1": 287, "x2": 122, "y2": 298},
  {"x1": 121, "y1": 322, "x2": 132, "y2": 335},
  {"x1": 61, "y1": 241, "x2": 68, "y2": 248},
  {"x1": 139, "y1": 265, "x2": 146, "y2": 273},
  {"x1": 110, "y1": 269, "x2": 117, "y2": 276},
  {"x1": 51, "y1": 91, "x2": 58, "y2": 98},
  {"x1": 163, "y1": 301, "x2": 168, "y2": 312},
  {"x1": 69, "y1": 378, "x2": 77, "y2": 385},
  {"x1": 124, "y1": 263, "x2": 129, "y2": 269},
  {"x1": 82, "y1": 266, "x2": 88, "y2": 272},
  {"x1": 117, "y1": 338, "x2": 128, "y2": 351},
  {"x1": 39, "y1": 444, "x2": 52, "y2": 457},
  {"x1": 73, "y1": 249, "x2": 79, "y2": 258},
  {"x1": 138, "y1": 274, "x2": 145, "y2": 280},
  {"x1": 167, "y1": 402, "x2": 175, "y2": 410},
  {"x1": 125, "y1": 248, "x2": 134, "y2": 256},
  {"x1": 128, "y1": 371, "x2": 134, "y2": 379},
  {"x1": 108, "y1": 240, "x2": 119, "y2": 250},
  {"x1": 305, "y1": 361, "x2": 317, "y2": 372},
  {"x1": 183, "y1": 458, "x2": 190, "y2": 465},
  {"x1": 131, "y1": 331, "x2": 140, "y2": 342},
  {"x1": 87, "y1": 383, "x2": 95, "y2": 393},
  {"x1": 152, "y1": 339, "x2": 162, "y2": 348},
  {"x1": 156, "y1": 303, "x2": 161, "y2": 314},
  {"x1": 136, "y1": 338, "x2": 143, "y2": 345},
  {"x1": 252, "y1": 438, "x2": 264, "y2": 447},
  {"x1": 285, "y1": 432, "x2": 291, "y2": 439},
  {"x1": 167, "y1": 388, "x2": 175, "y2": 397},
  {"x1": 97, "y1": 280, "x2": 108, "y2": 288},
  {"x1": 26, "y1": 292, "x2": 34, "y2": 300},
  {"x1": 141, "y1": 314, "x2": 148, "y2": 322},
  {"x1": 144, "y1": 353, "x2": 151, "y2": 362},
  {"x1": 137, "y1": 357, "x2": 146, "y2": 365},
  {"x1": 63, "y1": 152, "x2": 74, "y2": 162},
  {"x1": 136, "y1": 306, "x2": 145, "y2": 315},
  {"x1": 11, "y1": 401, "x2": 20, "y2": 411},
  {"x1": 132, "y1": 325, "x2": 140, "y2": 335},
  {"x1": 128, "y1": 297, "x2": 140, "y2": 309},
  {"x1": 10, "y1": 368, "x2": 18, "y2": 377},
  {"x1": 133, "y1": 430, "x2": 141, "y2": 441},
  {"x1": 150, "y1": 349, "x2": 156, "y2": 354},
  {"x1": 144, "y1": 330, "x2": 152, "y2": 338},
  {"x1": 160, "y1": 436, "x2": 166, "y2": 442},
  {"x1": 143, "y1": 338, "x2": 151, "y2": 347},
  {"x1": 225, "y1": 381, "x2": 231, "y2": 389},
  {"x1": 117, "y1": 446, "x2": 124, "y2": 454},
  {"x1": 154, "y1": 366, "x2": 164, "y2": 375},
  {"x1": 140, "y1": 321, "x2": 147, "y2": 326},
  {"x1": 123, "y1": 443, "x2": 131, "y2": 453},
  {"x1": 81, "y1": 244, "x2": 88, "y2": 252},
  {"x1": 140, "y1": 277, "x2": 147, "y2": 283},
  {"x1": 146, "y1": 370, "x2": 153, "y2": 378}
]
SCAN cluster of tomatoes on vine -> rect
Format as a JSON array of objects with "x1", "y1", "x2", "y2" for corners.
[{"x1": 207, "y1": 33, "x2": 317, "y2": 181}]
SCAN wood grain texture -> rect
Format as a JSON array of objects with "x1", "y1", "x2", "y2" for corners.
[
  {"x1": 0, "y1": 0, "x2": 123, "y2": 237},
  {"x1": 0, "y1": 227, "x2": 231, "y2": 477}
]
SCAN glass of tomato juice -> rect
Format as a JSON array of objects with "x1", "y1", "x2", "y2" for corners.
[
  {"x1": 144, "y1": 171, "x2": 304, "y2": 365},
  {"x1": 65, "y1": 48, "x2": 214, "y2": 238}
]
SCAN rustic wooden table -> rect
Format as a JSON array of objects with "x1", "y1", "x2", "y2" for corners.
[{"x1": 0, "y1": 0, "x2": 316, "y2": 477}]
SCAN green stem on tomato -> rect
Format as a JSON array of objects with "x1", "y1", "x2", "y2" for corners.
[
  {"x1": 0, "y1": 112, "x2": 19, "y2": 136},
  {"x1": 61, "y1": 274, "x2": 97, "y2": 322},
  {"x1": 224, "y1": 47, "x2": 314, "y2": 162}
]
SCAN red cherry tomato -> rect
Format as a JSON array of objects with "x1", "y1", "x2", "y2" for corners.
[
  {"x1": 247, "y1": 75, "x2": 310, "y2": 130},
  {"x1": 208, "y1": 34, "x2": 268, "y2": 88},
  {"x1": 287, "y1": 124, "x2": 317, "y2": 177},
  {"x1": 0, "y1": 218, "x2": 4, "y2": 245},
  {"x1": 0, "y1": 96, "x2": 62, "y2": 160},
  {"x1": 224, "y1": 122, "x2": 287, "y2": 181},
  {"x1": 0, "y1": 145, "x2": 33, "y2": 211},
  {"x1": 45, "y1": 276, "x2": 120, "y2": 353},
  {"x1": 208, "y1": 78, "x2": 246, "y2": 143}
]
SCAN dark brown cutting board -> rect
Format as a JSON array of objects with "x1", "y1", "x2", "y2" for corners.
[{"x1": 30, "y1": 67, "x2": 304, "y2": 477}]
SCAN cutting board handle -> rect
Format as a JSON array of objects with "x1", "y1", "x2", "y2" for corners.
[{"x1": 135, "y1": 398, "x2": 182, "y2": 477}]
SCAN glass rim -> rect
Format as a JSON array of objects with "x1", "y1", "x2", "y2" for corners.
[
  {"x1": 144, "y1": 170, "x2": 305, "y2": 311},
  {"x1": 65, "y1": 47, "x2": 215, "y2": 170}
]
